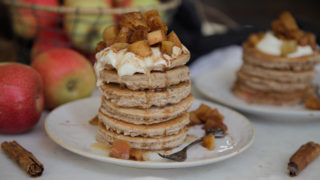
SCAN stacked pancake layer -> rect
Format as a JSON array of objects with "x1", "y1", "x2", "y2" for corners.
[
  {"x1": 233, "y1": 43, "x2": 320, "y2": 105},
  {"x1": 95, "y1": 53, "x2": 192, "y2": 150}
]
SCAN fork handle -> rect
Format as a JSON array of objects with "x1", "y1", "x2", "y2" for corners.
[{"x1": 183, "y1": 138, "x2": 203, "y2": 150}]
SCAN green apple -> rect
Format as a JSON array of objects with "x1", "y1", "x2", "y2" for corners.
[{"x1": 63, "y1": 0, "x2": 113, "y2": 52}]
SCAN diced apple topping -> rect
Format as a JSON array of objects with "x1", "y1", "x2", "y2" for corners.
[
  {"x1": 96, "y1": 41, "x2": 107, "y2": 53},
  {"x1": 110, "y1": 43, "x2": 129, "y2": 52},
  {"x1": 99, "y1": 10, "x2": 186, "y2": 57},
  {"x1": 105, "y1": 39, "x2": 115, "y2": 47},
  {"x1": 247, "y1": 32, "x2": 264, "y2": 47},
  {"x1": 102, "y1": 25, "x2": 119, "y2": 42},
  {"x1": 160, "y1": 41, "x2": 174, "y2": 55},
  {"x1": 115, "y1": 27, "x2": 131, "y2": 43},
  {"x1": 281, "y1": 40, "x2": 297, "y2": 56},
  {"x1": 129, "y1": 27, "x2": 148, "y2": 43},
  {"x1": 129, "y1": 149, "x2": 143, "y2": 161},
  {"x1": 119, "y1": 12, "x2": 149, "y2": 31},
  {"x1": 271, "y1": 11, "x2": 316, "y2": 48},
  {"x1": 189, "y1": 103, "x2": 228, "y2": 132},
  {"x1": 143, "y1": 10, "x2": 168, "y2": 33},
  {"x1": 189, "y1": 111, "x2": 202, "y2": 126},
  {"x1": 193, "y1": 104, "x2": 213, "y2": 122},
  {"x1": 298, "y1": 32, "x2": 316, "y2": 49},
  {"x1": 167, "y1": 31, "x2": 182, "y2": 48},
  {"x1": 202, "y1": 134, "x2": 215, "y2": 150},
  {"x1": 109, "y1": 139, "x2": 131, "y2": 160},
  {"x1": 148, "y1": 29, "x2": 166, "y2": 45},
  {"x1": 127, "y1": 40, "x2": 152, "y2": 57}
]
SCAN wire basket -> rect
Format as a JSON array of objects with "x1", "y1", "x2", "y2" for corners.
[{"x1": 3, "y1": 0, "x2": 181, "y2": 63}]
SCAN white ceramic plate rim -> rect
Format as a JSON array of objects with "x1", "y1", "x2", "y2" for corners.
[
  {"x1": 44, "y1": 97, "x2": 254, "y2": 169},
  {"x1": 194, "y1": 66, "x2": 320, "y2": 118}
]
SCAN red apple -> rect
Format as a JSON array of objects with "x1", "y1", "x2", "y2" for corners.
[
  {"x1": 31, "y1": 30, "x2": 69, "y2": 61},
  {"x1": 31, "y1": 48, "x2": 96, "y2": 109},
  {"x1": 0, "y1": 63, "x2": 44, "y2": 134},
  {"x1": 12, "y1": 0, "x2": 60, "y2": 39}
]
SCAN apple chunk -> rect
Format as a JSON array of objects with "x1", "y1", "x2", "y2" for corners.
[
  {"x1": 109, "y1": 139, "x2": 131, "y2": 160},
  {"x1": 161, "y1": 41, "x2": 174, "y2": 55},
  {"x1": 115, "y1": 27, "x2": 131, "y2": 43},
  {"x1": 167, "y1": 31, "x2": 182, "y2": 48},
  {"x1": 102, "y1": 25, "x2": 119, "y2": 42},
  {"x1": 119, "y1": 12, "x2": 149, "y2": 31},
  {"x1": 281, "y1": 40, "x2": 297, "y2": 56},
  {"x1": 129, "y1": 27, "x2": 148, "y2": 43},
  {"x1": 143, "y1": 10, "x2": 168, "y2": 33},
  {"x1": 127, "y1": 40, "x2": 152, "y2": 57},
  {"x1": 147, "y1": 30, "x2": 166, "y2": 45},
  {"x1": 110, "y1": 43, "x2": 129, "y2": 52}
]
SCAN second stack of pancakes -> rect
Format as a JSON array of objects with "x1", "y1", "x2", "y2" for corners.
[
  {"x1": 233, "y1": 43, "x2": 318, "y2": 105},
  {"x1": 233, "y1": 12, "x2": 320, "y2": 106}
]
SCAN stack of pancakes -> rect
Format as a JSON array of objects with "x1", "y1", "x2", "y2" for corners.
[
  {"x1": 96, "y1": 52, "x2": 193, "y2": 150},
  {"x1": 233, "y1": 42, "x2": 320, "y2": 105}
]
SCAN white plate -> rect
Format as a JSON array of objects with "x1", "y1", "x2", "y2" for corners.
[
  {"x1": 194, "y1": 66, "x2": 320, "y2": 121},
  {"x1": 45, "y1": 97, "x2": 254, "y2": 168}
]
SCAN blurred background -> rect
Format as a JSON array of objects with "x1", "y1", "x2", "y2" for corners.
[{"x1": 0, "y1": 0, "x2": 319, "y2": 65}]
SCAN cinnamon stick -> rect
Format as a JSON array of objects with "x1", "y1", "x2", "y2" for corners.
[
  {"x1": 288, "y1": 141, "x2": 320, "y2": 177},
  {"x1": 1, "y1": 141, "x2": 44, "y2": 177}
]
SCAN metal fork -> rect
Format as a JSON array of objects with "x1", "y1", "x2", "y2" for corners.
[{"x1": 158, "y1": 129, "x2": 225, "y2": 162}]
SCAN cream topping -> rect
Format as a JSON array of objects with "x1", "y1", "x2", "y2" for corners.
[
  {"x1": 94, "y1": 45, "x2": 189, "y2": 86},
  {"x1": 256, "y1": 32, "x2": 313, "y2": 57}
]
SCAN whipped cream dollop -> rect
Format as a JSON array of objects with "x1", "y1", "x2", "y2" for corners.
[
  {"x1": 256, "y1": 32, "x2": 313, "y2": 57},
  {"x1": 95, "y1": 45, "x2": 189, "y2": 86}
]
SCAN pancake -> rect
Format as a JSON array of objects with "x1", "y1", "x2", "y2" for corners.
[
  {"x1": 98, "y1": 66, "x2": 190, "y2": 91},
  {"x1": 99, "y1": 112, "x2": 189, "y2": 137},
  {"x1": 237, "y1": 71, "x2": 312, "y2": 92},
  {"x1": 232, "y1": 82, "x2": 314, "y2": 105},
  {"x1": 100, "y1": 94, "x2": 194, "y2": 125},
  {"x1": 239, "y1": 63, "x2": 316, "y2": 83},
  {"x1": 96, "y1": 121, "x2": 188, "y2": 150},
  {"x1": 99, "y1": 81, "x2": 191, "y2": 108},
  {"x1": 243, "y1": 42, "x2": 320, "y2": 71}
]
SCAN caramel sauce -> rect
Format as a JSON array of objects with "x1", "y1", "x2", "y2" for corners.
[
  {"x1": 89, "y1": 115, "x2": 99, "y2": 126},
  {"x1": 90, "y1": 143, "x2": 111, "y2": 154},
  {"x1": 184, "y1": 134, "x2": 198, "y2": 143}
]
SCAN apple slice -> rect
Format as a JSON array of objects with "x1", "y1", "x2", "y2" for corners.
[
  {"x1": 167, "y1": 31, "x2": 182, "y2": 48},
  {"x1": 129, "y1": 27, "x2": 148, "y2": 43},
  {"x1": 127, "y1": 40, "x2": 152, "y2": 57},
  {"x1": 110, "y1": 43, "x2": 129, "y2": 52},
  {"x1": 143, "y1": 10, "x2": 168, "y2": 33},
  {"x1": 160, "y1": 41, "x2": 174, "y2": 56},
  {"x1": 115, "y1": 27, "x2": 131, "y2": 43},
  {"x1": 147, "y1": 29, "x2": 166, "y2": 45},
  {"x1": 102, "y1": 25, "x2": 119, "y2": 42}
]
